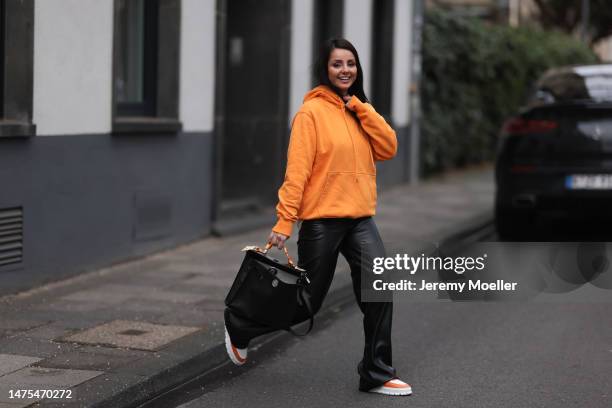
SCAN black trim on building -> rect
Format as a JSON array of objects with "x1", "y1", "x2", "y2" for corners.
[
  {"x1": 371, "y1": 0, "x2": 394, "y2": 118},
  {"x1": 113, "y1": 117, "x2": 182, "y2": 134},
  {"x1": 212, "y1": 0, "x2": 227, "y2": 223},
  {"x1": 312, "y1": 0, "x2": 344, "y2": 85},
  {"x1": 0, "y1": 0, "x2": 35, "y2": 138},
  {"x1": 112, "y1": 0, "x2": 182, "y2": 134}
]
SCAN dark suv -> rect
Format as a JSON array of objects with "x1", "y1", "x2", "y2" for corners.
[{"x1": 495, "y1": 64, "x2": 612, "y2": 239}]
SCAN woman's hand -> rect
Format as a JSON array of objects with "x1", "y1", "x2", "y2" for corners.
[
  {"x1": 268, "y1": 231, "x2": 288, "y2": 249},
  {"x1": 343, "y1": 94, "x2": 354, "y2": 111}
]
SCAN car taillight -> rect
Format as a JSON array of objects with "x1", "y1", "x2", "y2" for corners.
[
  {"x1": 509, "y1": 164, "x2": 536, "y2": 173},
  {"x1": 502, "y1": 117, "x2": 558, "y2": 135}
]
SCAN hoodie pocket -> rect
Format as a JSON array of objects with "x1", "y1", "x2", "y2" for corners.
[{"x1": 316, "y1": 172, "x2": 376, "y2": 216}]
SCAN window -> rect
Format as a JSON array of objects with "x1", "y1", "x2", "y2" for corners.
[
  {"x1": 112, "y1": 0, "x2": 181, "y2": 133},
  {"x1": 529, "y1": 67, "x2": 612, "y2": 107},
  {"x1": 0, "y1": 0, "x2": 35, "y2": 137},
  {"x1": 115, "y1": 0, "x2": 158, "y2": 117}
]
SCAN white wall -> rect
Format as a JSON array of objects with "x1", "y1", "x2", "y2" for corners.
[
  {"x1": 180, "y1": 0, "x2": 216, "y2": 132},
  {"x1": 343, "y1": 0, "x2": 373, "y2": 96},
  {"x1": 33, "y1": 0, "x2": 113, "y2": 136},
  {"x1": 392, "y1": 0, "x2": 413, "y2": 127},
  {"x1": 289, "y1": 0, "x2": 314, "y2": 122}
]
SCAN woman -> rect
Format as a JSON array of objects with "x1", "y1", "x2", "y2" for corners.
[{"x1": 224, "y1": 38, "x2": 411, "y2": 396}]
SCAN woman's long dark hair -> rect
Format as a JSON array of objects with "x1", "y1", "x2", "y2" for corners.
[{"x1": 314, "y1": 38, "x2": 369, "y2": 103}]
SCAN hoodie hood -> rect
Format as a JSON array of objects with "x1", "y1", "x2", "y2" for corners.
[
  {"x1": 303, "y1": 85, "x2": 345, "y2": 108},
  {"x1": 273, "y1": 84, "x2": 398, "y2": 237}
]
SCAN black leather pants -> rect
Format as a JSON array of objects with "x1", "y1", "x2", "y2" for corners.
[{"x1": 225, "y1": 217, "x2": 396, "y2": 390}]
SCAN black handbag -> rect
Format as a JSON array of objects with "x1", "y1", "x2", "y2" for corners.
[{"x1": 225, "y1": 243, "x2": 314, "y2": 336}]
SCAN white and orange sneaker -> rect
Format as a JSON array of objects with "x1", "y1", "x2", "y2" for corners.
[
  {"x1": 224, "y1": 326, "x2": 248, "y2": 366},
  {"x1": 368, "y1": 378, "x2": 412, "y2": 396}
]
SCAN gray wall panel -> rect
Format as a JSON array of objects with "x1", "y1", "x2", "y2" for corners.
[
  {"x1": 0, "y1": 132, "x2": 212, "y2": 295},
  {"x1": 376, "y1": 125, "x2": 409, "y2": 188}
]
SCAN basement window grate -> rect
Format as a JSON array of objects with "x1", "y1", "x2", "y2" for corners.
[{"x1": 0, "y1": 207, "x2": 23, "y2": 268}]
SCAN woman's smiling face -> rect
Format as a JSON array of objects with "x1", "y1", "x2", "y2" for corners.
[{"x1": 327, "y1": 48, "x2": 357, "y2": 96}]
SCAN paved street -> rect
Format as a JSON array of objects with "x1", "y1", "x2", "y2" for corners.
[
  {"x1": 0, "y1": 165, "x2": 494, "y2": 407},
  {"x1": 179, "y1": 302, "x2": 612, "y2": 408},
  {"x1": 1, "y1": 164, "x2": 610, "y2": 408},
  {"x1": 176, "y1": 234, "x2": 612, "y2": 408}
]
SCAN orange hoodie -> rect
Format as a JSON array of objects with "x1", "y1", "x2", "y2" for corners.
[{"x1": 272, "y1": 85, "x2": 397, "y2": 237}]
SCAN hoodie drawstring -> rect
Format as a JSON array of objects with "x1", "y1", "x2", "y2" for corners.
[
  {"x1": 341, "y1": 105, "x2": 359, "y2": 182},
  {"x1": 305, "y1": 85, "x2": 359, "y2": 182}
]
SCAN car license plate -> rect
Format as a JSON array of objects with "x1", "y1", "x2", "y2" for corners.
[{"x1": 565, "y1": 174, "x2": 612, "y2": 190}]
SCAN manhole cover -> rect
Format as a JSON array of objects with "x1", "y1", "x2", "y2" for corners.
[
  {"x1": 63, "y1": 320, "x2": 201, "y2": 351},
  {"x1": 119, "y1": 329, "x2": 148, "y2": 336}
]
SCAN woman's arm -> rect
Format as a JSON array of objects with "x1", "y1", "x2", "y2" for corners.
[
  {"x1": 346, "y1": 96, "x2": 397, "y2": 161},
  {"x1": 272, "y1": 111, "x2": 317, "y2": 238}
]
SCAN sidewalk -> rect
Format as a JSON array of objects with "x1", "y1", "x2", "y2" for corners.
[{"x1": 0, "y1": 165, "x2": 494, "y2": 408}]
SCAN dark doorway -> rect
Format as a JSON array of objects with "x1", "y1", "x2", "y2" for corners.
[{"x1": 213, "y1": 0, "x2": 291, "y2": 234}]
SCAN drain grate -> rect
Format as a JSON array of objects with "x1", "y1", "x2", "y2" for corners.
[{"x1": 0, "y1": 207, "x2": 23, "y2": 268}]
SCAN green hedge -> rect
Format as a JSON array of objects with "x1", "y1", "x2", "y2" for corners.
[{"x1": 421, "y1": 10, "x2": 599, "y2": 175}]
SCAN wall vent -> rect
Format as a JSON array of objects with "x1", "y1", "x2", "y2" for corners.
[{"x1": 0, "y1": 207, "x2": 23, "y2": 267}]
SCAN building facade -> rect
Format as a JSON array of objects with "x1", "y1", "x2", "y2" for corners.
[{"x1": 0, "y1": 0, "x2": 420, "y2": 295}]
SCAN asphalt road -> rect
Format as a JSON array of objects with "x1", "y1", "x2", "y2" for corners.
[
  {"x1": 172, "y1": 301, "x2": 611, "y2": 408},
  {"x1": 150, "y1": 230, "x2": 612, "y2": 408}
]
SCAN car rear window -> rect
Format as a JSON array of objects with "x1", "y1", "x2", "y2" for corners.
[{"x1": 528, "y1": 66, "x2": 612, "y2": 106}]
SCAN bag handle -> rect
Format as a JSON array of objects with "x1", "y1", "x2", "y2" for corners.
[{"x1": 263, "y1": 243, "x2": 299, "y2": 270}]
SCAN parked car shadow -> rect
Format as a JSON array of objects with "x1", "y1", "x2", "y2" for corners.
[{"x1": 498, "y1": 215, "x2": 612, "y2": 242}]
